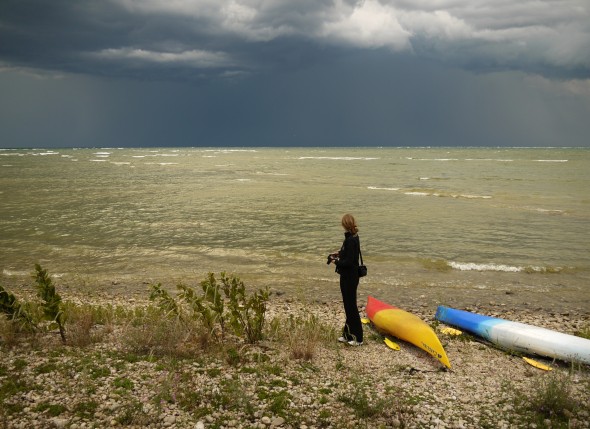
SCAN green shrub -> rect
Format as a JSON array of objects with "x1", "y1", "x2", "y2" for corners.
[
  {"x1": 149, "y1": 272, "x2": 269, "y2": 345},
  {"x1": 0, "y1": 286, "x2": 35, "y2": 333},
  {"x1": 177, "y1": 278, "x2": 226, "y2": 340},
  {"x1": 34, "y1": 264, "x2": 66, "y2": 343},
  {"x1": 219, "y1": 272, "x2": 268, "y2": 344}
]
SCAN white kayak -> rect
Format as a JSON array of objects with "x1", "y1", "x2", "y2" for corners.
[{"x1": 435, "y1": 306, "x2": 590, "y2": 365}]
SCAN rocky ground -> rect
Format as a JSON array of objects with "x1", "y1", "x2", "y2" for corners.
[{"x1": 1, "y1": 293, "x2": 589, "y2": 429}]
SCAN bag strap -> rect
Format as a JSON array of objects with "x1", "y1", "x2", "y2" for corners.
[{"x1": 358, "y1": 236, "x2": 364, "y2": 265}]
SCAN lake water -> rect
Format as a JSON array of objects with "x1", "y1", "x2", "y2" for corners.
[{"x1": 1, "y1": 147, "x2": 589, "y2": 311}]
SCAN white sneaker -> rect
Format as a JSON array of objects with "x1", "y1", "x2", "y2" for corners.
[
  {"x1": 338, "y1": 336, "x2": 348, "y2": 343},
  {"x1": 347, "y1": 340, "x2": 363, "y2": 346}
]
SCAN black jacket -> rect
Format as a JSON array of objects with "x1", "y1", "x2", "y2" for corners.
[{"x1": 335, "y1": 232, "x2": 360, "y2": 275}]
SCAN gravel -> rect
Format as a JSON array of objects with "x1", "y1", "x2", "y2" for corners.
[{"x1": 1, "y1": 295, "x2": 589, "y2": 429}]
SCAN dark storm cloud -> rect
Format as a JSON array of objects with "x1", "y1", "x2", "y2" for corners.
[
  {"x1": 0, "y1": 0, "x2": 589, "y2": 148},
  {"x1": 2, "y1": 0, "x2": 588, "y2": 80}
]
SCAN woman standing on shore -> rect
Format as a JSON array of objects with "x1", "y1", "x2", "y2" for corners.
[{"x1": 329, "y1": 214, "x2": 364, "y2": 346}]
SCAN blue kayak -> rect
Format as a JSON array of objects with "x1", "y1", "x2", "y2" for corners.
[{"x1": 436, "y1": 306, "x2": 590, "y2": 364}]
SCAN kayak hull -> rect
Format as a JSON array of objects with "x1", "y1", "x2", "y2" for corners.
[
  {"x1": 366, "y1": 296, "x2": 451, "y2": 368},
  {"x1": 435, "y1": 306, "x2": 590, "y2": 365}
]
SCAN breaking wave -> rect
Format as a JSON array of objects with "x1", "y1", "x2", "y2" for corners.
[
  {"x1": 368, "y1": 186, "x2": 491, "y2": 199},
  {"x1": 448, "y1": 261, "x2": 564, "y2": 273}
]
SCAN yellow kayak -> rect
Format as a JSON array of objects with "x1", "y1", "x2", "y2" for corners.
[{"x1": 366, "y1": 296, "x2": 451, "y2": 368}]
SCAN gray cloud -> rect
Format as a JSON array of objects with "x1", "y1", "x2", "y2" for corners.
[
  {"x1": 1, "y1": 0, "x2": 588, "y2": 79},
  {"x1": 0, "y1": 0, "x2": 589, "y2": 148}
]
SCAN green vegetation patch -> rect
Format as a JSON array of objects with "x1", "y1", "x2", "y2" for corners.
[
  {"x1": 73, "y1": 400, "x2": 99, "y2": 419},
  {"x1": 0, "y1": 375, "x2": 36, "y2": 402},
  {"x1": 34, "y1": 361, "x2": 58, "y2": 375},
  {"x1": 113, "y1": 377, "x2": 134, "y2": 390},
  {"x1": 34, "y1": 402, "x2": 67, "y2": 417},
  {"x1": 508, "y1": 371, "x2": 590, "y2": 427}
]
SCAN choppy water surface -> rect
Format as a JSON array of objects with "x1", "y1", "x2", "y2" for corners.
[{"x1": 1, "y1": 147, "x2": 589, "y2": 311}]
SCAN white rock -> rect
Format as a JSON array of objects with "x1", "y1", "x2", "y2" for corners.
[
  {"x1": 271, "y1": 416, "x2": 285, "y2": 427},
  {"x1": 261, "y1": 416, "x2": 271, "y2": 425},
  {"x1": 163, "y1": 415, "x2": 176, "y2": 426},
  {"x1": 195, "y1": 422, "x2": 205, "y2": 429},
  {"x1": 51, "y1": 418, "x2": 68, "y2": 429}
]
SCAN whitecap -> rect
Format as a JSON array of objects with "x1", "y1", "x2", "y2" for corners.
[
  {"x1": 368, "y1": 186, "x2": 400, "y2": 191},
  {"x1": 453, "y1": 194, "x2": 492, "y2": 199},
  {"x1": 256, "y1": 171, "x2": 289, "y2": 176},
  {"x1": 412, "y1": 158, "x2": 459, "y2": 161},
  {"x1": 205, "y1": 149, "x2": 258, "y2": 153},
  {"x1": 534, "y1": 159, "x2": 568, "y2": 162},
  {"x1": 465, "y1": 158, "x2": 513, "y2": 162},
  {"x1": 2, "y1": 269, "x2": 30, "y2": 277},
  {"x1": 526, "y1": 207, "x2": 565, "y2": 215},
  {"x1": 90, "y1": 159, "x2": 107, "y2": 162},
  {"x1": 298, "y1": 156, "x2": 378, "y2": 161},
  {"x1": 404, "y1": 191, "x2": 430, "y2": 196},
  {"x1": 449, "y1": 262, "x2": 522, "y2": 272}
]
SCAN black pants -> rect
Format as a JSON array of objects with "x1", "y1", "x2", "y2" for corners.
[{"x1": 339, "y1": 272, "x2": 363, "y2": 342}]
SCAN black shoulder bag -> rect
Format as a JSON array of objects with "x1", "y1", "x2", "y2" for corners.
[{"x1": 358, "y1": 238, "x2": 367, "y2": 278}]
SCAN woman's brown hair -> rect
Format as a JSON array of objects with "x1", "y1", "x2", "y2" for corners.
[{"x1": 341, "y1": 214, "x2": 358, "y2": 235}]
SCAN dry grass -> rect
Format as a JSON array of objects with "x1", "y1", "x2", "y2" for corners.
[
  {"x1": 269, "y1": 314, "x2": 336, "y2": 361},
  {"x1": 66, "y1": 305, "x2": 112, "y2": 347},
  {"x1": 119, "y1": 309, "x2": 209, "y2": 358},
  {"x1": 0, "y1": 319, "x2": 19, "y2": 348}
]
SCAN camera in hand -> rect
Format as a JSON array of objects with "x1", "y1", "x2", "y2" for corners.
[{"x1": 326, "y1": 253, "x2": 338, "y2": 264}]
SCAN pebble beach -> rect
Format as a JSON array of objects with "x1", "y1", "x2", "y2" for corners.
[{"x1": 1, "y1": 285, "x2": 589, "y2": 429}]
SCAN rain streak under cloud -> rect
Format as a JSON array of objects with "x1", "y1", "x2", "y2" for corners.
[{"x1": 0, "y1": 0, "x2": 589, "y2": 148}]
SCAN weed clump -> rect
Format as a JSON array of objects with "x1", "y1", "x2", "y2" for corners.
[
  {"x1": 149, "y1": 272, "x2": 269, "y2": 346},
  {"x1": 268, "y1": 314, "x2": 335, "y2": 361},
  {"x1": 509, "y1": 370, "x2": 589, "y2": 427},
  {"x1": 0, "y1": 286, "x2": 35, "y2": 333},
  {"x1": 34, "y1": 264, "x2": 66, "y2": 343}
]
